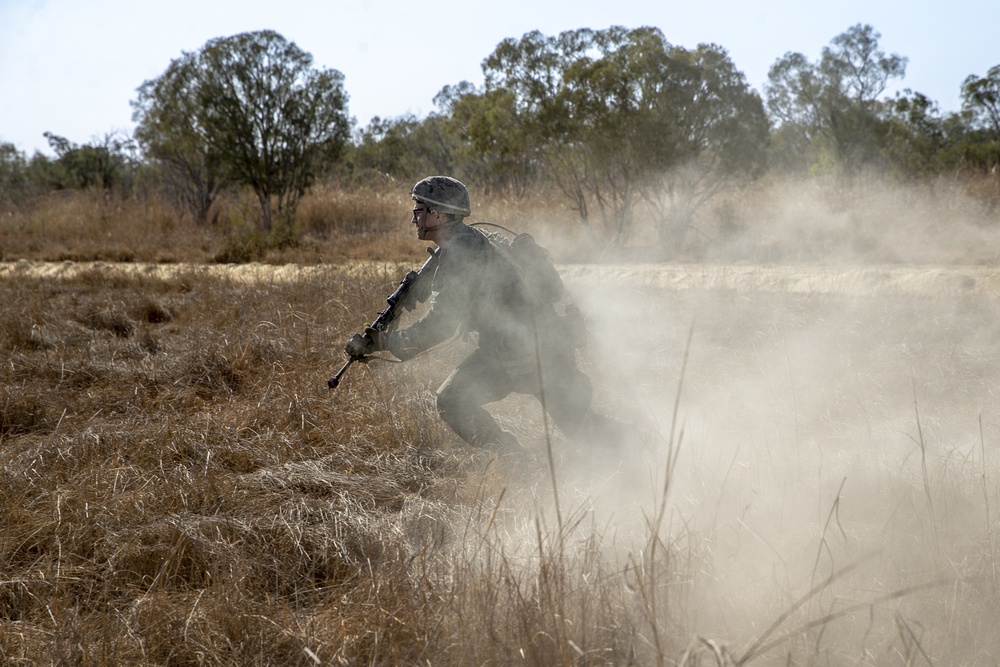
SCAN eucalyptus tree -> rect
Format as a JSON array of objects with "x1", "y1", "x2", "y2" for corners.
[
  {"x1": 439, "y1": 83, "x2": 541, "y2": 198},
  {"x1": 962, "y1": 65, "x2": 1000, "y2": 135},
  {"x1": 352, "y1": 110, "x2": 457, "y2": 184},
  {"x1": 0, "y1": 145, "x2": 63, "y2": 205},
  {"x1": 765, "y1": 23, "x2": 907, "y2": 173},
  {"x1": 0, "y1": 142, "x2": 28, "y2": 207},
  {"x1": 959, "y1": 65, "x2": 1000, "y2": 170},
  {"x1": 882, "y1": 91, "x2": 948, "y2": 177},
  {"x1": 133, "y1": 52, "x2": 226, "y2": 224},
  {"x1": 634, "y1": 42, "x2": 769, "y2": 249},
  {"x1": 352, "y1": 114, "x2": 424, "y2": 180},
  {"x1": 460, "y1": 26, "x2": 767, "y2": 252},
  {"x1": 39, "y1": 131, "x2": 136, "y2": 193},
  {"x1": 133, "y1": 30, "x2": 350, "y2": 231}
]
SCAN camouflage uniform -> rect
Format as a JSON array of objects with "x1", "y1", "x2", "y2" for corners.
[{"x1": 384, "y1": 224, "x2": 607, "y2": 451}]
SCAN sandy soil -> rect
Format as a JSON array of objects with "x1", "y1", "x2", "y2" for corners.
[
  {"x1": 3, "y1": 259, "x2": 999, "y2": 297},
  {"x1": 561, "y1": 262, "x2": 1000, "y2": 296}
]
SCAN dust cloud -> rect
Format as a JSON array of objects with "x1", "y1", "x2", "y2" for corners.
[{"x1": 530, "y1": 178, "x2": 1000, "y2": 659}]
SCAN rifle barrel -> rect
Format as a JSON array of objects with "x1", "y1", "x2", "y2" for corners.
[{"x1": 327, "y1": 357, "x2": 354, "y2": 389}]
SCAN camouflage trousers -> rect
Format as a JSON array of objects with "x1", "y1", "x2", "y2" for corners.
[{"x1": 435, "y1": 343, "x2": 621, "y2": 451}]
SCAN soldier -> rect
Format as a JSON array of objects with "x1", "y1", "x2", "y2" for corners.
[{"x1": 345, "y1": 176, "x2": 622, "y2": 454}]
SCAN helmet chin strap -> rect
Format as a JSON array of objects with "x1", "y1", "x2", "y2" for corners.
[
  {"x1": 422, "y1": 220, "x2": 447, "y2": 232},
  {"x1": 424, "y1": 221, "x2": 455, "y2": 233},
  {"x1": 421, "y1": 213, "x2": 461, "y2": 234}
]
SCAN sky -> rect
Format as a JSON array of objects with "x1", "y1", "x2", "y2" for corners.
[{"x1": 1, "y1": 0, "x2": 997, "y2": 157}]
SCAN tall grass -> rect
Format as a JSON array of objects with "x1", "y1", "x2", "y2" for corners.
[
  {"x1": 2, "y1": 176, "x2": 1000, "y2": 663},
  {"x1": 0, "y1": 259, "x2": 701, "y2": 664},
  {"x1": 4, "y1": 171, "x2": 1000, "y2": 266},
  {"x1": 0, "y1": 180, "x2": 588, "y2": 266}
]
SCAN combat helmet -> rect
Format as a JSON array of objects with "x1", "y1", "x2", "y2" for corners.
[{"x1": 411, "y1": 176, "x2": 471, "y2": 217}]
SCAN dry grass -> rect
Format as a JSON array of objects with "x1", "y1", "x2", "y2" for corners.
[
  {"x1": 4, "y1": 171, "x2": 998, "y2": 266},
  {"x1": 0, "y1": 191, "x2": 213, "y2": 263},
  {"x1": 0, "y1": 180, "x2": 589, "y2": 266},
  {"x1": 2, "y1": 176, "x2": 1000, "y2": 664},
  {"x1": 0, "y1": 256, "x2": 696, "y2": 665}
]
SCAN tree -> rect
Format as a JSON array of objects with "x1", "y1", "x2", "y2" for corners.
[
  {"x1": 351, "y1": 111, "x2": 456, "y2": 183},
  {"x1": 0, "y1": 142, "x2": 25, "y2": 177},
  {"x1": 765, "y1": 24, "x2": 907, "y2": 173},
  {"x1": 39, "y1": 131, "x2": 137, "y2": 193},
  {"x1": 133, "y1": 30, "x2": 351, "y2": 231},
  {"x1": 133, "y1": 52, "x2": 227, "y2": 224},
  {"x1": 0, "y1": 143, "x2": 29, "y2": 208},
  {"x1": 882, "y1": 91, "x2": 948, "y2": 177},
  {"x1": 822, "y1": 24, "x2": 907, "y2": 104},
  {"x1": 959, "y1": 65, "x2": 1000, "y2": 170},
  {"x1": 465, "y1": 26, "x2": 767, "y2": 252},
  {"x1": 962, "y1": 65, "x2": 1000, "y2": 136},
  {"x1": 0, "y1": 146, "x2": 53, "y2": 205},
  {"x1": 635, "y1": 42, "x2": 769, "y2": 249},
  {"x1": 441, "y1": 83, "x2": 541, "y2": 197}
]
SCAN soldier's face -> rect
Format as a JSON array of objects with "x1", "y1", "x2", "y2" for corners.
[{"x1": 412, "y1": 204, "x2": 437, "y2": 240}]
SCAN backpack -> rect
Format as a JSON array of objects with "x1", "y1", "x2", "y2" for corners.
[
  {"x1": 470, "y1": 222, "x2": 589, "y2": 349},
  {"x1": 469, "y1": 222, "x2": 564, "y2": 308}
]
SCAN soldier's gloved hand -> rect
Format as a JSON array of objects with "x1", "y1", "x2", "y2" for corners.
[{"x1": 344, "y1": 327, "x2": 386, "y2": 359}]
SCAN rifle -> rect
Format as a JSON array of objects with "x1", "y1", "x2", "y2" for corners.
[{"x1": 327, "y1": 247, "x2": 440, "y2": 390}]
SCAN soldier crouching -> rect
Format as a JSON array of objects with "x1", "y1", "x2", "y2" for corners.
[{"x1": 345, "y1": 175, "x2": 625, "y2": 454}]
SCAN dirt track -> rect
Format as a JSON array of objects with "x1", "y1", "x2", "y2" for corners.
[
  {"x1": 2, "y1": 259, "x2": 999, "y2": 297},
  {"x1": 560, "y1": 263, "x2": 1000, "y2": 296}
]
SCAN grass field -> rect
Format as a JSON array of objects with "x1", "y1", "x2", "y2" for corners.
[{"x1": 1, "y1": 177, "x2": 1000, "y2": 664}]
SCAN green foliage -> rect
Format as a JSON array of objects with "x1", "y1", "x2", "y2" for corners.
[
  {"x1": 437, "y1": 84, "x2": 539, "y2": 196},
  {"x1": 822, "y1": 24, "x2": 907, "y2": 103},
  {"x1": 213, "y1": 207, "x2": 301, "y2": 264},
  {"x1": 352, "y1": 115, "x2": 421, "y2": 178},
  {"x1": 765, "y1": 24, "x2": 907, "y2": 175},
  {"x1": 460, "y1": 26, "x2": 767, "y2": 253},
  {"x1": 133, "y1": 51, "x2": 227, "y2": 224},
  {"x1": 133, "y1": 30, "x2": 351, "y2": 232},
  {"x1": 350, "y1": 112, "x2": 455, "y2": 182},
  {"x1": 1, "y1": 134, "x2": 137, "y2": 210},
  {"x1": 10, "y1": 21, "x2": 1000, "y2": 258},
  {"x1": 957, "y1": 136, "x2": 1000, "y2": 171},
  {"x1": 879, "y1": 91, "x2": 990, "y2": 178},
  {"x1": 962, "y1": 65, "x2": 1000, "y2": 135},
  {"x1": 0, "y1": 142, "x2": 30, "y2": 207},
  {"x1": 639, "y1": 42, "x2": 770, "y2": 249},
  {"x1": 882, "y1": 92, "x2": 949, "y2": 177},
  {"x1": 41, "y1": 132, "x2": 137, "y2": 193},
  {"x1": 880, "y1": 71, "x2": 1000, "y2": 177},
  {"x1": 959, "y1": 65, "x2": 1000, "y2": 170}
]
